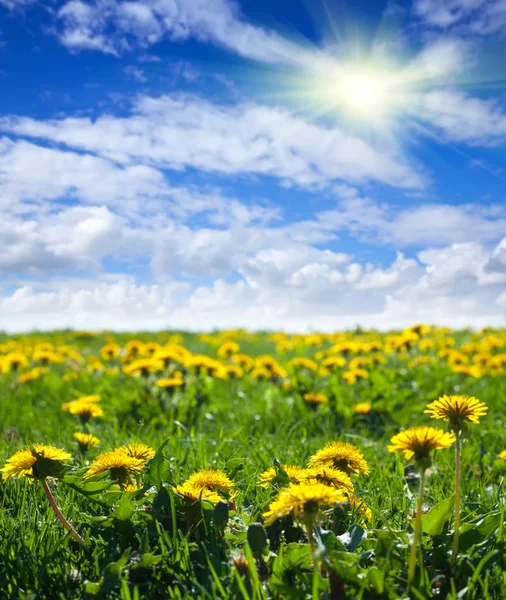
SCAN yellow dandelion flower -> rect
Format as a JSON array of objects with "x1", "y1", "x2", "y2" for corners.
[
  {"x1": 62, "y1": 402, "x2": 104, "y2": 418},
  {"x1": 17, "y1": 366, "x2": 49, "y2": 384},
  {"x1": 303, "y1": 392, "x2": 328, "y2": 405},
  {"x1": 84, "y1": 450, "x2": 145, "y2": 481},
  {"x1": 118, "y1": 443, "x2": 155, "y2": 463},
  {"x1": 156, "y1": 377, "x2": 185, "y2": 388},
  {"x1": 76, "y1": 394, "x2": 101, "y2": 404},
  {"x1": 348, "y1": 495, "x2": 372, "y2": 521},
  {"x1": 183, "y1": 469, "x2": 233, "y2": 493},
  {"x1": 217, "y1": 341, "x2": 240, "y2": 358},
  {"x1": 231, "y1": 353, "x2": 255, "y2": 370},
  {"x1": 73, "y1": 432, "x2": 100, "y2": 449},
  {"x1": 222, "y1": 365, "x2": 244, "y2": 380},
  {"x1": 321, "y1": 356, "x2": 347, "y2": 370},
  {"x1": 257, "y1": 465, "x2": 305, "y2": 487},
  {"x1": 354, "y1": 402, "x2": 372, "y2": 415},
  {"x1": 388, "y1": 426, "x2": 455, "y2": 462},
  {"x1": 173, "y1": 469, "x2": 233, "y2": 504},
  {"x1": 308, "y1": 442, "x2": 369, "y2": 476},
  {"x1": 288, "y1": 357, "x2": 319, "y2": 372},
  {"x1": 299, "y1": 466, "x2": 354, "y2": 492},
  {"x1": 173, "y1": 481, "x2": 222, "y2": 504},
  {"x1": 123, "y1": 358, "x2": 164, "y2": 376},
  {"x1": 100, "y1": 343, "x2": 121, "y2": 360},
  {"x1": 425, "y1": 395, "x2": 488, "y2": 428},
  {"x1": 263, "y1": 482, "x2": 347, "y2": 526},
  {"x1": 1, "y1": 444, "x2": 71, "y2": 482},
  {"x1": 499, "y1": 450, "x2": 506, "y2": 461}
]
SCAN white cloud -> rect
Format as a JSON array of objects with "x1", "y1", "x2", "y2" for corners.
[
  {"x1": 414, "y1": 0, "x2": 506, "y2": 35},
  {"x1": 55, "y1": 0, "x2": 315, "y2": 66},
  {"x1": 0, "y1": 136, "x2": 171, "y2": 215},
  {"x1": 123, "y1": 65, "x2": 147, "y2": 82},
  {"x1": 0, "y1": 0, "x2": 37, "y2": 9},
  {"x1": 2, "y1": 239, "x2": 505, "y2": 331},
  {"x1": 420, "y1": 90, "x2": 506, "y2": 145},
  {"x1": 311, "y1": 195, "x2": 506, "y2": 248},
  {"x1": 0, "y1": 94, "x2": 423, "y2": 189}
]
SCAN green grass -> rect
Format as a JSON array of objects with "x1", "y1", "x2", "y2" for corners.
[{"x1": 1, "y1": 330, "x2": 506, "y2": 599}]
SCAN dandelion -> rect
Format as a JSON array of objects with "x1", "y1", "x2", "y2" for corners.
[
  {"x1": 1, "y1": 445, "x2": 82, "y2": 543},
  {"x1": 308, "y1": 441, "x2": 369, "y2": 476},
  {"x1": 156, "y1": 377, "x2": 185, "y2": 389},
  {"x1": 425, "y1": 395, "x2": 488, "y2": 566},
  {"x1": 73, "y1": 432, "x2": 100, "y2": 450},
  {"x1": 118, "y1": 442, "x2": 155, "y2": 462},
  {"x1": 263, "y1": 482, "x2": 347, "y2": 554},
  {"x1": 388, "y1": 426, "x2": 455, "y2": 586},
  {"x1": 62, "y1": 401, "x2": 104, "y2": 422},
  {"x1": 84, "y1": 449, "x2": 145, "y2": 488},
  {"x1": 173, "y1": 469, "x2": 233, "y2": 505},
  {"x1": 303, "y1": 392, "x2": 328, "y2": 406},
  {"x1": 100, "y1": 343, "x2": 120, "y2": 360},
  {"x1": 218, "y1": 341, "x2": 240, "y2": 359},
  {"x1": 348, "y1": 495, "x2": 372, "y2": 521},
  {"x1": 499, "y1": 450, "x2": 506, "y2": 461},
  {"x1": 1, "y1": 444, "x2": 71, "y2": 482},
  {"x1": 424, "y1": 395, "x2": 488, "y2": 429},
  {"x1": 257, "y1": 465, "x2": 305, "y2": 487},
  {"x1": 299, "y1": 466, "x2": 354, "y2": 492},
  {"x1": 354, "y1": 402, "x2": 372, "y2": 415}
]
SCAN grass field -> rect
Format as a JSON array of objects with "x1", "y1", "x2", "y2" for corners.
[{"x1": 1, "y1": 327, "x2": 506, "y2": 599}]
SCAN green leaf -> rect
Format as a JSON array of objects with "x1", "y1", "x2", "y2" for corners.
[
  {"x1": 347, "y1": 524, "x2": 366, "y2": 552},
  {"x1": 368, "y1": 568, "x2": 385, "y2": 594},
  {"x1": 114, "y1": 494, "x2": 135, "y2": 521},
  {"x1": 144, "y1": 438, "x2": 171, "y2": 487},
  {"x1": 419, "y1": 495, "x2": 455, "y2": 536}
]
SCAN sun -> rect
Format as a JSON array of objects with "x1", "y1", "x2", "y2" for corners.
[
  {"x1": 324, "y1": 62, "x2": 403, "y2": 120},
  {"x1": 337, "y1": 67, "x2": 391, "y2": 113}
]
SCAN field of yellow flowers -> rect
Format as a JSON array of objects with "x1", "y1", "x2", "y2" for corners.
[{"x1": 1, "y1": 326, "x2": 506, "y2": 599}]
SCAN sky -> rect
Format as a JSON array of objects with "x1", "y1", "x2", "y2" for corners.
[{"x1": 0, "y1": 0, "x2": 506, "y2": 332}]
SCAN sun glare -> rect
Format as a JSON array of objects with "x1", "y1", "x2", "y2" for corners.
[{"x1": 336, "y1": 67, "x2": 392, "y2": 114}]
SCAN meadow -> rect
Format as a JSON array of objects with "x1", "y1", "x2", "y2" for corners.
[{"x1": 1, "y1": 327, "x2": 506, "y2": 600}]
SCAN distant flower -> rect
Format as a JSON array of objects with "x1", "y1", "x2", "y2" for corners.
[
  {"x1": 1, "y1": 444, "x2": 71, "y2": 482},
  {"x1": 499, "y1": 450, "x2": 506, "y2": 461},
  {"x1": 218, "y1": 341, "x2": 240, "y2": 358},
  {"x1": 388, "y1": 426, "x2": 455, "y2": 462},
  {"x1": 303, "y1": 392, "x2": 328, "y2": 405},
  {"x1": 123, "y1": 358, "x2": 164, "y2": 376},
  {"x1": 308, "y1": 442, "x2": 369, "y2": 476},
  {"x1": 100, "y1": 343, "x2": 120, "y2": 360},
  {"x1": 348, "y1": 495, "x2": 372, "y2": 521},
  {"x1": 62, "y1": 401, "x2": 104, "y2": 419},
  {"x1": 425, "y1": 395, "x2": 488, "y2": 430},
  {"x1": 354, "y1": 402, "x2": 372, "y2": 415},
  {"x1": 73, "y1": 432, "x2": 100, "y2": 449},
  {"x1": 257, "y1": 464, "x2": 305, "y2": 487},
  {"x1": 263, "y1": 482, "x2": 347, "y2": 526},
  {"x1": 156, "y1": 377, "x2": 185, "y2": 388},
  {"x1": 17, "y1": 367, "x2": 48, "y2": 384}
]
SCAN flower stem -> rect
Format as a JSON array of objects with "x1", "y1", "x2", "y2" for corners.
[
  {"x1": 306, "y1": 522, "x2": 316, "y2": 555},
  {"x1": 42, "y1": 479, "x2": 83, "y2": 544},
  {"x1": 408, "y1": 469, "x2": 425, "y2": 587},
  {"x1": 451, "y1": 431, "x2": 461, "y2": 566}
]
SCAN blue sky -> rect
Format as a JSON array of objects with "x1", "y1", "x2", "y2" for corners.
[{"x1": 1, "y1": 0, "x2": 506, "y2": 331}]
